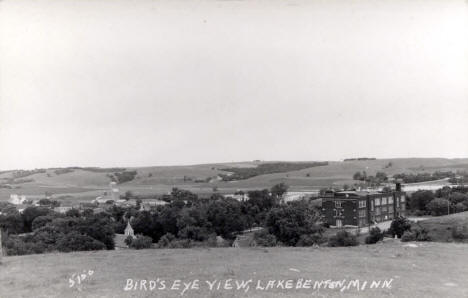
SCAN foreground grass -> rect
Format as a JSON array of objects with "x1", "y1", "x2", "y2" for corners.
[{"x1": 1, "y1": 241, "x2": 467, "y2": 297}]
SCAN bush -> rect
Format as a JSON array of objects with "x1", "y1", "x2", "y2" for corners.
[
  {"x1": 452, "y1": 225, "x2": 468, "y2": 241},
  {"x1": 156, "y1": 233, "x2": 192, "y2": 248},
  {"x1": 388, "y1": 217, "x2": 412, "y2": 238},
  {"x1": 365, "y1": 227, "x2": 384, "y2": 244},
  {"x1": 296, "y1": 233, "x2": 325, "y2": 247},
  {"x1": 129, "y1": 235, "x2": 153, "y2": 249},
  {"x1": 124, "y1": 236, "x2": 134, "y2": 246},
  {"x1": 167, "y1": 239, "x2": 192, "y2": 248},
  {"x1": 401, "y1": 231, "x2": 415, "y2": 242},
  {"x1": 252, "y1": 230, "x2": 277, "y2": 247},
  {"x1": 157, "y1": 233, "x2": 176, "y2": 248},
  {"x1": 328, "y1": 230, "x2": 359, "y2": 247},
  {"x1": 400, "y1": 226, "x2": 430, "y2": 242}
]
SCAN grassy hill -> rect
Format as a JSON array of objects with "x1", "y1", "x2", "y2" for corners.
[
  {"x1": 1, "y1": 241, "x2": 467, "y2": 297},
  {"x1": 414, "y1": 211, "x2": 468, "y2": 242},
  {"x1": 1, "y1": 158, "x2": 467, "y2": 202}
]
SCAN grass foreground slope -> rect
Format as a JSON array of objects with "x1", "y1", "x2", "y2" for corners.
[{"x1": 1, "y1": 241, "x2": 467, "y2": 298}]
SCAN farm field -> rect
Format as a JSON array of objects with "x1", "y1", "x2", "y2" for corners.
[
  {"x1": 1, "y1": 241, "x2": 467, "y2": 297},
  {"x1": 1, "y1": 157, "x2": 467, "y2": 202}
]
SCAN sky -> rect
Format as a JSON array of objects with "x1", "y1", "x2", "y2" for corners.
[{"x1": 1, "y1": 0, "x2": 467, "y2": 170}]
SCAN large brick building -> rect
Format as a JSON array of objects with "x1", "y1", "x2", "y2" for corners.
[{"x1": 321, "y1": 185, "x2": 406, "y2": 228}]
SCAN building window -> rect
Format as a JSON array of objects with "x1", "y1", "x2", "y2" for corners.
[
  {"x1": 358, "y1": 218, "x2": 367, "y2": 227},
  {"x1": 375, "y1": 198, "x2": 381, "y2": 206},
  {"x1": 375, "y1": 208, "x2": 381, "y2": 215},
  {"x1": 401, "y1": 195, "x2": 406, "y2": 203},
  {"x1": 371, "y1": 200, "x2": 374, "y2": 211},
  {"x1": 334, "y1": 209, "x2": 343, "y2": 217},
  {"x1": 336, "y1": 219, "x2": 342, "y2": 227},
  {"x1": 389, "y1": 207, "x2": 394, "y2": 214},
  {"x1": 382, "y1": 197, "x2": 387, "y2": 205},
  {"x1": 335, "y1": 201, "x2": 342, "y2": 208},
  {"x1": 401, "y1": 204, "x2": 406, "y2": 211},
  {"x1": 359, "y1": 200, "x2": 366, "y2": 208},
  {"x1": 388, "y1": 197, "x2": 394, "y2": 204},
  {"x1": 358, "y1": 209, "x2": 366, "y2": 217},
  {"x1": 381, "y1": 206, "x2": 387, "y2": 213}
]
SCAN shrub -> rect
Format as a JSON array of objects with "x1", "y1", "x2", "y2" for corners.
[
  {"x1": 328, "y1": 230, "x2": 359, "y2": 247},
  {"x1": 413, "y1": 226, "x2": 430, "y2": 241},
  {"x1": 167, "y1": 239, "x2": 192, "y2": 248},
  {"x1": 296, "y1": 233, "x2": 325, "y2": 247},
  {"x1": 365, "y1": 227, "x2": 384, "y2": 244},
  {"x1": 124, "y1": 236, "x2": 134, "y2": 246},
  {"x1": 129, "y1": 235, "x2": 153, "y2": 249},
  {"x1": 452, "y1": 225, "x2": 468, "y2": 241},
  {"x1": 388, "y1": 217, "x2": 412, "y2": 238},
  {"x1": 401, "y1": 231, "x2": 415, "y2": 242},
  {"x1": 252, "y1": 230, "x2": 277, "y2": 247},
  {"x1": 400, "y1": 226, "x2": 430, "y2": 242},
  {"x1": 157, "y1": 233, "x2": 176, "y2": 248}
]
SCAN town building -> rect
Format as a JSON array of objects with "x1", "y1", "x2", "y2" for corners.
[
  {"x1": 124, "y1": 221, "x2": 136, "y2": 239},
  {"x1": 8, "y1": 194, "x2": 27, "y2": 205},
  {"x1": 93, "y1": 182, "x2": 120, "y2": 204},
  {"x1": 321, "y1": 184, "x2": 406, "y2": 228}
]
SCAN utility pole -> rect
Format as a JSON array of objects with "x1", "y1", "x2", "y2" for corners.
[{"x1": 0, "y1": 228, "x2": 3, "y2": 258}]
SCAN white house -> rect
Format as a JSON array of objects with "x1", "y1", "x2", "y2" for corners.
[{"x1": 8, "y1": 194, "x2": 27, "y2": 205}]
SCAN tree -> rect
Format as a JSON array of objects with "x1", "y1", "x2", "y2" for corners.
[
  {"x1": 124, "y1": 191, "x2": 134, "y2": 201},
  {"x1": 388, "y1": 217, "x2": 412, "y2": 238},
  {"x1": 265, "y1": 201, "x2": 323, "y2": 246},
  {"x1": 381, "y1": 186, "x2": 392, "y2": 193},
  {"x1": 21, "y1": 207, "x2": 50, "y2": 232},
  {"x1": 0, "y1": 213, "x2": 25, "y2": 234},
  {"x1": 56, "y1": 231, "x2": 106, "y2": 252},
  {"x1": 271, "y1": 183, "x2": 289, "y2": 204},
  {"x1": 76, "y1": 216, "x2": 115, "y2": 249},
  {"x1": 365, "y1": 227, "x2": 384, "y2": 244},
  {"x1": 375, "y1": 172, "x2": 388, "y2": 182},
  {"x1": 426, "y1": 198, "x2": 450, "y2": 216},
  {"x1": 206, "y1": 199, "x2": 246, "y2": 239},
  {"x1": 31, "y1": 215, "x2": 55, "y2": 231},
  {"x1": 65, "y1": 209, "x2": 81, "y2": 217},
  {"x1": 409, "y1": 190, "x2": 435, "y2": 212}
]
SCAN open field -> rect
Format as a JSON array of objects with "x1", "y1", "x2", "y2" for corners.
[
  {"x1": 1, "y1": 241, "x2": 468, "y2": 297},
  {"x1": 1, "y1": 158, "x2": 467, "y2": 202}
]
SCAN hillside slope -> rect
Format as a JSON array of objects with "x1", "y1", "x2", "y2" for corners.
[
  {"x1": 1, "y1": 241, "x2": 467, "y2": 297},
  {"x1": 1, "y1": 158, "x2": 467, "y2": 200}
]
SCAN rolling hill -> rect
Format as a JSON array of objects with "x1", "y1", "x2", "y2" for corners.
[{"x1": 1, "y1": 158, "x2": 467, "y2": 202}]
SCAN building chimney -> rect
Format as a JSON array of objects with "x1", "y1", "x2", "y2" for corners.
[{"x1": 395, "y1": 180, "x2": 402, "y2": 192}]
